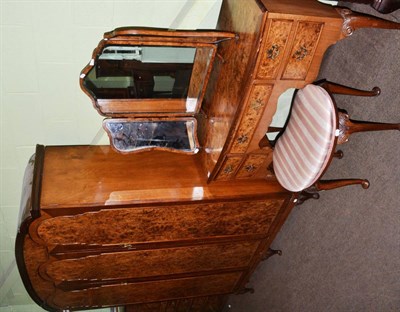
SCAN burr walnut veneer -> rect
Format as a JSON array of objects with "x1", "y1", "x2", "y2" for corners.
[
  {"x1": 16, "y1": 0, "x2": 400, "y2": 311},
  {"x1": 17, "y1": 145, "x2": 296, "y2": 311}
]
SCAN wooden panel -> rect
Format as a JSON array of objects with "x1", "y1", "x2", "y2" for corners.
[
  {"x1": 22, "y1": 237, "x2": 55, "y2": 307},
  {"x1": 200, "y1": 0, "x2": 265, "y2": 175},
  {"x1": 230, "y1": 84, "x2": 273, "y2": 154},
  {"x1": 214, "y1": 155, "x2": 243, "y2": 181},
  {"x1": 97, "y1": 98, "x2": 188, "y2": 115},
  {"x1": 260, "y1": 0, "x2": 340, "y2": 18},
  {"x1": 36, "y1": 199, "x2": 284, "y2": 245},
  {"x1": 40, "y1": 146, "x2": 287, "y2": 208},
  {"x1": 257, "y1": 19, "x2": 294, "y2": 80},
  {"x1": 187, "y1": 47, "x2": 214, "y2": 108},
  {"x1": 43, "y1": 242, "x2": 259, "y2": 282},
  {"x1": 236, "y1": 153, "x2": 271, "y2": 179},
  {"x1": 51, "y1": 272, "x2": 241, "y2": 309},
  {"x1": 281, "y1": 21, "x2": 324, "y2": 80}
]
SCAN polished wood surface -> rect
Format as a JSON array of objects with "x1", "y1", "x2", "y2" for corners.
[
  {"x1": 17, "y1": 144, "x2": 294, "y2": 311},
  {"x1": 201, "y1": 0, "x2": 267, "y2": 176},
  {"x1": 39, "y1": 146, "x2": 286, "y2": 209},
  {"x1": 204, "y1": 0, "x2": 345, "y2": 183},
  {"x1": 16, "y1": 0, "x2": 400, "y2": 311}
]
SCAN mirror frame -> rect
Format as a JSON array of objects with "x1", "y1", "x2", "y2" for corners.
[{"x1": 80, "y1": 27, "x2": 236, "y2": 118}]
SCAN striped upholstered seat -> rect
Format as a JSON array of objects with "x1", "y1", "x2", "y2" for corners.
[{"x1": 273, "y1": 84, "x2": 337, "y2": 192}]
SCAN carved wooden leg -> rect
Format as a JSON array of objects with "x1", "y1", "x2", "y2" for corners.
[
  {"x1": 296, "y1": 190, "x2": 320, "y2": 206},
  {"x1": 333, "y1": 150, "x2": 344, "y2": 159},
  {"x1": 315, "y1": 179, "x2": 370, "y2": 191},
  {"x1": 262, "y1": 248, "x2": 282, "y2": 261},
  {"x1": 336, "y1": 7, "x2": 400, "y2": 36},
  {"x1": 370, "y1": 0, "x2": 400, "y2": 13},
  {"x1": 339, "y1": 111, "x2": 400, "y2": 144},
  {"x1": 320, "y1": 80, "x2": 380, "y2": 97},
  {"x1": 330, "y1": 0, "x2": 400, "y2": 14}
]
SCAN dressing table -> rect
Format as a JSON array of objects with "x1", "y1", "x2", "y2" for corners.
[{"x1": 15, "y1": 0, "x2": 400, "y2": 311}]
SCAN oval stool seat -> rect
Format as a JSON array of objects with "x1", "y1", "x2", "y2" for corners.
[{"x1": 273, "y1": 84, "x2": 337, "y2": 192}]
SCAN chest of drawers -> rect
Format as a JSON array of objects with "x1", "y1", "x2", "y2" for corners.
[{"x1": 17, "y1": 145, "x2": 295, "y2": 311}]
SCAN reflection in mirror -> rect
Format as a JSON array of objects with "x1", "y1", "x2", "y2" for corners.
[
  {"x1": 266, "y1": 88, "x2": 296, "y2": 141},
  {"x1": 84, "y1": 46, "x2": 201, "y2": 100},
  {"x1": 104, "y1": 118, "x2": 199, "y2": 154}
]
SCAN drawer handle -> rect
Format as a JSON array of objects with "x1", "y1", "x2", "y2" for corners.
[
  {"x1": 237, "y1": 135, "x2": 248, "y2": 144},
  {"x1": 224, "y1": 165, "x2": 234, "y2": 174},
  {"x1": 294, "y1": 45, "x2": 308, "y2": 61},
  {"x1": 245, "y1": 164, "x2": 256, "y2": 172},
  {"x1": 251, "y1": 99, "x2": 263, "y2": 111},
  {"x1": 266, "y1": 44, "x2": 280, "y2": 60}
]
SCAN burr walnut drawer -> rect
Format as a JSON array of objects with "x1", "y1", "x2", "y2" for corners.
[
  {"x1": 281, "y1": 21, "x2": 324, "y2": 80},
  {"x1": 35, "y1": 199, "x2": 284, "y2": 246},
  {"x1": 41, "y1": 242, "x2": 259, "y2": 283},
  {"x1": 230, "y1": 84, "x2": 273, "y2": 154},
  {"x1": 51, "y1": 272, "x2": 242, "y2": 309},
  {"x1": 257, "y1": 19, "x2": 324, "y2": 81},
  {"x1": 257, "y1": 19, "x2": 294, "y2": 80}
]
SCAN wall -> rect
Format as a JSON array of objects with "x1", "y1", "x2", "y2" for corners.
[{"x1": 0, "y1": 1, "x2": 221, "y2": 310}]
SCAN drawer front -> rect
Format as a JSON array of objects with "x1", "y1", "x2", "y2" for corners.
[
  {"x1": 257, "y1": 19, "x2": 294, "y2": 80},
  {"x1": 236, "y1": 153, "x2": 271, "y2": 179},
  {"x1": 281, "y1": 21, "x2": 324, "y2": 80},
  {"x1": 43, "y1": 242, "x2": 259, "y2": 283},
  {"x1": 51, "y1": 272, "x2": 241, "y2": 309},
  {"x1": 214, "y1": 155, "x2": 243, "y2": 181},
  {"x1": 36, "y1": 199, "x2": 284, "y2": 246},
  {"x1": 230, "y1": 84, "x2": 273, "y2": 154}
]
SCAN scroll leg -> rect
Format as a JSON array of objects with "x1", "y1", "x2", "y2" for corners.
[
  {"x1": 315, "y1": 179, "x2": 370, "y2": 191},
  {"x1": 371, "y1": 0, "x2": 400, "y2": 14},
  {"x1": 318, "y1": 80, "x2": 380, "y2": 96},
  {"x1": 339, "y1": 111, "x2": 400, "y2": 144},
  {"x1": 262, "y1": 248, "x2": 282, "y2": 261},
  {"x1": 336, "y1": 7, "x2": 400, "y2": 36},
  {"x1": 333, "y1": 150, "x2": 344, "y2": 159},
  {"x1": 296, "y1": 190, "x2": 320, "y2": 206}
]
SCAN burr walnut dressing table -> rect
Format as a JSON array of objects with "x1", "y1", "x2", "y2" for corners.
[{"x1": 15, "y1": 0, "x2": 400, "y2": 311}]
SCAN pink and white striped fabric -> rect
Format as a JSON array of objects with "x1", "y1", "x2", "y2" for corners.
[{"x1": 273, "y1": 84, "x2": 337, "y2": 192}]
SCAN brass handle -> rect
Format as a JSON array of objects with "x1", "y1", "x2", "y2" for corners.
[
  {"x1": 251, "y1": 99, "x2": 263, "y2": 111},
  {"x1": 294, "y1": 45, "x2": 308, "y2": 61},
  {"x1": 223, "y1": 165, "x2": 234, "y2": 174},
  {"x1": 237, "y1": 135, "x2": 248, "y2": 144},
  {"x1": 245, "y1": 164, "x2": 256, "y2": 172},
  {"x1": 266, "y1": 44, "x2": 280, "y2": 60}
]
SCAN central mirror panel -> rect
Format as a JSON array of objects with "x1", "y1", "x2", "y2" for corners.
[
  {"x1": 82, "y1": 45, "x2": 214, "y2": 116},
  {"x1": 87, "y1": 46, "x2": 195, "y2": 99},
  {"x1": 103, "y1": 118, "x2": 199, "y2": 154}
]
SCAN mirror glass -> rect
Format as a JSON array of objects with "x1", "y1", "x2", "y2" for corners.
[
  {"x1": 83, "y1": 45, "x2": 213, "y2": 112},
  {"x1": 104, "y1": 119, "x2": 199, "y2": 154}
]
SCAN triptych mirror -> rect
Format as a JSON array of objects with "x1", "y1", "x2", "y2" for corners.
[{"x1": 80, "y1": 27, "x2": 235, "y2": 153}]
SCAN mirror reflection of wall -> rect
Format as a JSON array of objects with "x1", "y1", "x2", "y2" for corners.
[{"x1": 267, "y1": 88, "x2": 296, "y2": 141}]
